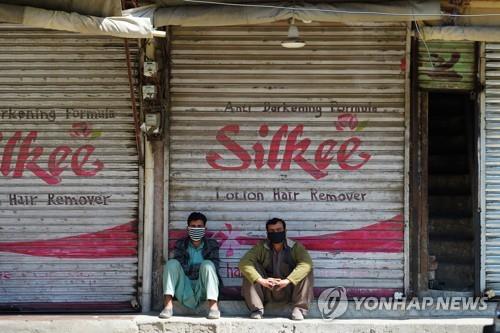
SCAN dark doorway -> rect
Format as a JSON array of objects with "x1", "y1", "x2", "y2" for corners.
[{"x1": 427, "y1": 92, "x2": 476, "y2": 291}]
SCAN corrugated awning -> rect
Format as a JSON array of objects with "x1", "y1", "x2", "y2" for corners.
[
  {"x1": 0, "y1": 2, "x2": 164, "y2": 38},
  {"x1": 153, "y1": 1, "x2": 441, "y2": 27},
  {"x1": 0, "y1": 0, "x2": 122, "y2": 17},
  {"x1": 422, "y1": 26, "x2": 500, "y2": 42},
  {"x1": 0, "y1": 0, "x2": 441, "y2": 38}
]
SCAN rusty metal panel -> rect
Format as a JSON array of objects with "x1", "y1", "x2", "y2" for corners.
[
  {"x1": 168, "y1": 22, "x2": 408, "y2": 299},
  {"x1": 483, "y1": 43, "x2": 500, "y2": 294},
  {"x1": 0, "y1": 27, "x2": 140, "y2": 311},
  {"x1": 418, "y1": 40, "x2": 476, "y2": 90}
]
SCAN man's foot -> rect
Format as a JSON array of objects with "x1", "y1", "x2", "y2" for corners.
[
  {"x1": 291, "y1": 307, "x2": 304, "y2": 321},
  {"x1": 206, "y1": 300, "x2": 220, "y2": 319},
  {"x1": 250, "y1": 309, "x2": 264, "y2": 319},
  {"x1": 207, "y1": 308, "x2": 221, "y2": 319},
  {"x1": 159, "y1": 306, "x2": 173, "y2": 319}
]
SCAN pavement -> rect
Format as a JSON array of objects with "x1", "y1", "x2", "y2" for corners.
[
  {"x1": 0, "y1": 301, "x2": 497, "y2": 333},
  {"x1": 0, "y1": 314, "x2": 494, "y2": 333}
]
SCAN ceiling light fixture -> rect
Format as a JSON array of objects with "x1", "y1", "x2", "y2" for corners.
[{"x1": 281, "y1": 18, "x2": 306, "y2": 49}]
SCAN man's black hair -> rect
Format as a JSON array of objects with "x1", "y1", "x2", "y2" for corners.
[
  {"x1": 266, "y1": 217, "x2": 286, "y2": 231},
  {"x1": 187, "y1": 212, "x2": 207, "y2": 226}
]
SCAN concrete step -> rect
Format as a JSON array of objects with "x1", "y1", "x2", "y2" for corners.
[
  {"x1": 169, "y1": 299, "x2": 497, "y2": 318},
  {"x1": 0, "y1": 312, "x2": 494, "y2": 333}
]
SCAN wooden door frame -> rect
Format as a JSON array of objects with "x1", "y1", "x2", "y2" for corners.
[
  {"x1": 409, "y1": 36, "x2": 429, "y2": 295},
  {"x1": 410, "y1": 38, "x2": 482, "y2": 296},
  {"x1": 411, "y1": 90, "x2": 481, "y2": 295},
  {"x1": 472, "y1": 42, "x2": 482, "y2": 297},
  {"x1": 410, "y1": 97, "x2": 481, "y2": 297}
]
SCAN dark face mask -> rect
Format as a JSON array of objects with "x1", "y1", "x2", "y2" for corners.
[{"x1": 267, "y1": 231, "x2": 286, "y2": 244}]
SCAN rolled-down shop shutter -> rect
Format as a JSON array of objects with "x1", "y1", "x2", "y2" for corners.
[
  {"x1": 0, "y1": 26, "x2": 140, "y2": 311},
  {"x1": 418, "y1": 40, "x2": 476, "y2": 90},
  {"x1": 484, "y1": 43, "x2": 500, "y2": 294},
  {"x1": 168, "y1": 22, "x2": 408, "y2": 298}
]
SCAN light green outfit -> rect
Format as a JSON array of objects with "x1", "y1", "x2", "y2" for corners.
[{"x1": 163, "y1": 242, "x2": 219, "y2": 309}]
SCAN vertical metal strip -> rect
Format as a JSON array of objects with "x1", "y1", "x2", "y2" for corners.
[
  {"x1": 403, "y1": 22, "x2": 411, "y2": 296},
  {"x1": 420, "y1": 91, "x2": 430, "y2": 293},
  {"x1": 409, "y1": 34, "x2": 421, "y2": 296},
  {"x1": 141, "y1": 140, "x2": 154, "y2": 311},
  {"x1": 124, "y1": 39, "x2": 144, "y2": 165},
  {"x1": 472, "y1": 41, "x2": 482, "y2": 297},
  {"x1": 479, "y1": 42, "x2": 487, "y2": 293},
  {"x1": 162, "y1": 27, "x2": 172, "y2": 262}
]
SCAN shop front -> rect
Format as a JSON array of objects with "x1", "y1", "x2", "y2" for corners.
[
  {"x1": 166, "y1": 22, "x2": 410, "y2": 298},
  {"x1": 0, "y1": 26, "x2": 141, "y2": 311}
]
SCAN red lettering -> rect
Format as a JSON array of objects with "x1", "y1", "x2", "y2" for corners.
[
  {"x1": 71, "y1": 145, "x2": 104, "y2": 177},
  {"x1": 281, "y1": 125, "x2": 327, "y2": 180},
  {"x1": 338, "y1": 137, "x2": 371, "y2": 171},
  {"x1": 0, "y1": 131, "x2": 104, "y2": 185},
  {"x1": 315, "y1": 139, "x2": 337, "y2": 170},
  {"x1": 206, "y1": 124, "x2": 251, "y2": 171},
  {"x1": 1, "y1": 131, "x2": 21, "y2": 176},
  {"x1": 13, "y1": 131, "x2": 59, "y2": 185},
  {"x1": 268, "y1": 125, "x2": 288, "y2": 170},
  {"x1": 48, "y1": 146, "x2": 71, "y2": 177},
  {"x1": 205, "y1": 124, "x2": 371, "y2": 179},
  {"x1": 253, "y1": 124, "x2": 268, "y2": 169}
]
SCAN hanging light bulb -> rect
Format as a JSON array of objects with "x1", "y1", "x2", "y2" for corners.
[{"x1": 281, "y1": 18, "x2": 306, "y2": 49}]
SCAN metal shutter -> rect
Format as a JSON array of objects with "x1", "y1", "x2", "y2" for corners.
[
  {"x1": 418, "y1": 40, "x2": 476, "y2": 90},
  {"x1": 0, "y1": 26, "x2": 140, "y2": 312},
  {"x1": 484, "y1": 43, "x2": 500, "y2": 294},
  {"x1": 168, "y1": 22, "x2": 408, "y2": 298}
]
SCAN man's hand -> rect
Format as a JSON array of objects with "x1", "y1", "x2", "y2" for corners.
[
  {"x1": 256, "y1": 277, "x2": 279, "y2": 289},
  {"x1": 275, "y1": 278, "x2": 291, "y2": 290}
]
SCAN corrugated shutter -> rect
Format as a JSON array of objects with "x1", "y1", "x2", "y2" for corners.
[
  {"x1": 0, "y1": 26, "x2": 140, "y2": 311},
  {"x1": 418, "y1": 40, "x2": 476, "y2": 90},
  {"x1": 484, "y1": 43, "x2": 500, "y2": 294},
  {"x1": 168, "y1": 22, "x2": 407, "y2": 298}
]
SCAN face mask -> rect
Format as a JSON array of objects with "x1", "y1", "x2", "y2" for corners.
[
  {"x1": 188, "y1": 227, "x2": 205, "y2": 241},
  {"x1": 267, "y1": 231, "x2": 286, "y2": 244}
]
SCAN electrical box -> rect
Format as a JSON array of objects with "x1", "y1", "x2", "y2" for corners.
[
  {"x1": 142, "y1": 85, "x2": 156, "y2": 99},
  {"x1": 143, "y1": 61, "x2": 158, "y2": 77}
]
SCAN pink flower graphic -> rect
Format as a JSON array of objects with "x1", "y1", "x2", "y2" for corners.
[
  {"x1": 69, "y1": 122, "x2": 101, "y2": 139},
  {"x1": 211, "y1": 223, "x2": 241, "y2": 257},
  {"x1": 70, "y1": 122, "x2": 92, "y2": 138},
  {"x1": 335, "y1": 114, "x2": 358, "y2": 131}
]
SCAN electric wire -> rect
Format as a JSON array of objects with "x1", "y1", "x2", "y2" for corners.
[{"x1": 182, "y1": 0, "x2": 500, "y2": 18}]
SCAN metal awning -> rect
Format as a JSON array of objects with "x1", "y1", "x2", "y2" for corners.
[{"x1": 0, "y1": 0, "x2": 440, "y2": 38}]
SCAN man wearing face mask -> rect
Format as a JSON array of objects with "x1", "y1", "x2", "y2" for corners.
[
  {"x1": 239, "y1": 217, "x2": 314, "y2": 321},
  {"x1": 160, "y1": 212, "x2": 222, "y2": 319}
]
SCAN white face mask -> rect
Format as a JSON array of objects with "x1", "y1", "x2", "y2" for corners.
[{"x1": 188, "y1": 227, "x2": 205, "y2": 241}]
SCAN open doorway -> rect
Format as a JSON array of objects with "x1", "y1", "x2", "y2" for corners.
[{"x1": 427, "y1": 92, "x2": 477, "y2": 292}]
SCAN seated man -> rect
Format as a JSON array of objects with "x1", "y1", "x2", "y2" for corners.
[
  {"x1": 239, "y1": 217, "x2": 314, "y2": 321},
  {"x1": 160, "y1": 212, "x2": 222, "y2": 319}
]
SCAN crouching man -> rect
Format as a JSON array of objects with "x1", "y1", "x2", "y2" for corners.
[
  {"x1": 160, "y1": 212, "x2": 222, "y2": 319},
  {"x1": 239, "y1": 218, "x2": 314, "y2": 320}
]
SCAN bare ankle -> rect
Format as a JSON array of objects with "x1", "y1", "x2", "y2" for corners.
[
  {"x1": 208, "y1": 300, "x2": 218, "y2": 310},
  {"x1": 164, "y1": 295, "x2": 173, "y2": 308}
]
